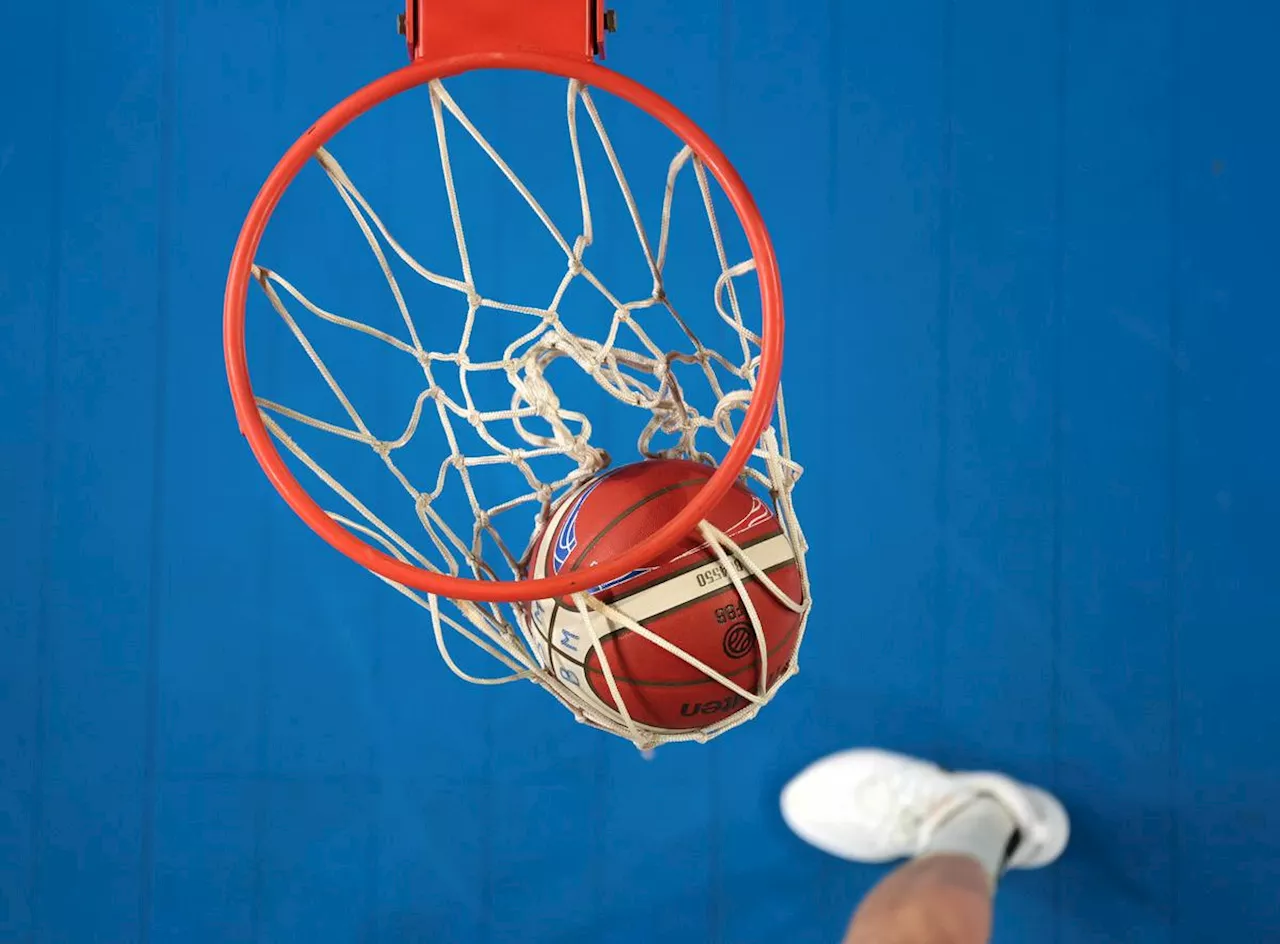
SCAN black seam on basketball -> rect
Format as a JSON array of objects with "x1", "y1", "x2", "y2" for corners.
[
  {"x1": 548, "y1": 561, "x2": 799, "y2": 711},
  {"x1": 581, "y1": 560, "x2": 803, "y2": 689},
  {"x1": 597, "y1": 529, "x2": 788, "y2": 602},
  {"x1": 546, "y1": 604, "x2": 593, "y2": 680},
  {"x1": 546, "y1": 600, "x2": 562, "y2": 663},
  {"x1": 548, "y1": 631, "x2": 613, "y2": 712},
  {"x1": 542, "y1": 552, "x2": 797, "y2": 683},
  {"x1": 566, "y1": 475, "x2": 710, "y2": 572},
  {"x1": 587, "y1": 557, "x2": 798, "y2": 646},
  {"x1": 552, "y1": 559, "x2": 804, "y2": 708},
  {"x1": 583, "y1": 611, "x2": 804, "y2": 690},
  {"x1": 545, "y1": 472, "x2": 720, "y2": 644}
]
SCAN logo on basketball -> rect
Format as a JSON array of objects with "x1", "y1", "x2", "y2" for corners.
[{"x1": 722, "y1": 623, "x2": 755, "y2": 659}]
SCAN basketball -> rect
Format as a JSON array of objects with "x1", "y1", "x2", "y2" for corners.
[{"x1": 520, "y1": 458, "x2": 804, "y2": 732}]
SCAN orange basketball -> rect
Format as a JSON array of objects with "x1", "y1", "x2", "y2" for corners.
[{"x1": 520, "y1": 458, "x2": 803, "y2": 732}]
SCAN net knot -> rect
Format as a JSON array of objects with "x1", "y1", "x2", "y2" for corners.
[
  {"x1": 658, "y1": 414, "x2": 682, "y2": 434},
  {"x1": 517, "y1": 365, "x2": 559, "y2": 413},
  {"x1": 567, "y1": 438, "x2": 608, "y2": 470}
]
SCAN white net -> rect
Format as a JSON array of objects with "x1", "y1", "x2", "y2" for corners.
[{"x1": 250, "y1": 77, "x2": 811, "y2": 749}]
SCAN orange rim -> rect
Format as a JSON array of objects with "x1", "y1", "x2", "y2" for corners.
[{"x1": 224, "y1": 51, "x2": 784, "y2": 603}]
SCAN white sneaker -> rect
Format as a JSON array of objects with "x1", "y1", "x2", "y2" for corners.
[{"x1": 780, "y1": 748, "x2": 1069, "y2": 869}]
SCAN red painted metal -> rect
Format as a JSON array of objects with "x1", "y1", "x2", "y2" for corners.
[{"x1": 403, "y1": 0, "x2": 607, "y2": 62}]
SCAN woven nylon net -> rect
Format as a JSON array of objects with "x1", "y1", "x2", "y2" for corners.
[{"x1": 250, "y1": 78, "x2": 811, "y2": 749}]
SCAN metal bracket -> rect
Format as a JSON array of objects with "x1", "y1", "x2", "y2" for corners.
[{"x1": 400, "y1": 0, "x2": 616, "y2": 63}]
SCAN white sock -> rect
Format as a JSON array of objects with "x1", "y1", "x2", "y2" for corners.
[{"x1": 919, "y1": 795, "x2": 1022, "y2": 887}]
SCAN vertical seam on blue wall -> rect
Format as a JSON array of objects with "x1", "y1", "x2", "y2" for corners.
[
  {"x1": 481, "y1": 690, "x2": 493, "y2": 944},
  {"x1": 590, "y1": 734, "x2": 605, "y2": 938},
  {"x1": 367, "y1": 336, "x2": 387, "y2": 941},
  {"x1": 29, "y1": 20, "x2": 65, "y2": 944},
  {"x1": 821, "y1": 0, "x2": 843, "y2": 917},
  {"x1": 826, "y1": 0, "x2": 838, "y2": 232},
  {"x1": 366, "y1": 675, "x2": 381, "y2": 939},
  {"x1": 250, "y1": 567, "x2": 271, "y2": 944},
  {"x1": 368, "y1": 352, "x2": 386, "y2": 944},
  {"x1": 708, "y1": 5, "x2": 732, "y2": 941},
  {"x1": 365, "y1": 723, "x2": 380, "y2": 936},
  {"x1": 250, "y1": 485, "x2": 270, "y2": 931},
  {"x1": 252, "y1": 5, "x2": 291, "y2": 940},
  {"x1": 1167, "y1": 0, "x2": 1183, "y2": 938},
  {"x1": 138, "y1": 1, "x2": 176, "y2": 939},
  {"x1": 480, "y1": 133, "x2": 503, "y2": 944},
  {"x1": 1050, "y1": 0, "x2": 1067, "y2": 938},
  {"x1": 821, "y1": 0, "x2": 840, "y2": 543},
  {"x1": 365, "y1": 779, "x2": 380, "y2": 943},
  {"x1": 934, "y1": 0, "x2": 955, "y2": 765}
]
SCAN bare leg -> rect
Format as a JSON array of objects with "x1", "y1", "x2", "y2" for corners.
[
  {"x1": 842, "y1": 855, "x2": 991, "y2": 944},
  {"x1": 780, "y1": 750, "x2": 1069, "y2": 944}
]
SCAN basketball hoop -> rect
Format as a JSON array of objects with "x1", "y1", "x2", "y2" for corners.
[{"x1": 224, "y1": 0, "x2": 810, "y2": 747}]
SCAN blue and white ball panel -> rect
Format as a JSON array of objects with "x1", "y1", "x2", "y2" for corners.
[
  {"x1": 514, "y1": 478, "x2": 592, "y2": 668},
  {"x1": 547, "y1": 649, "x2": 598, "y2": 703},
  {"x1": 521, "y1": 486, "x2": 618, "y2": 717}
]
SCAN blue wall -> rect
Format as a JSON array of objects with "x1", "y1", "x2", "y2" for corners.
[{"x1": 2, "y1": 0, "x2": 1277, "y2": 941}]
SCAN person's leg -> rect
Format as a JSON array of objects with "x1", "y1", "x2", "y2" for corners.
[
  {"x1": 781, "y1": 750, "x2": 1069, "y2": 944},
  {"x1": 841, "y1": 854, "x2": 991, "y2": 944}
]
